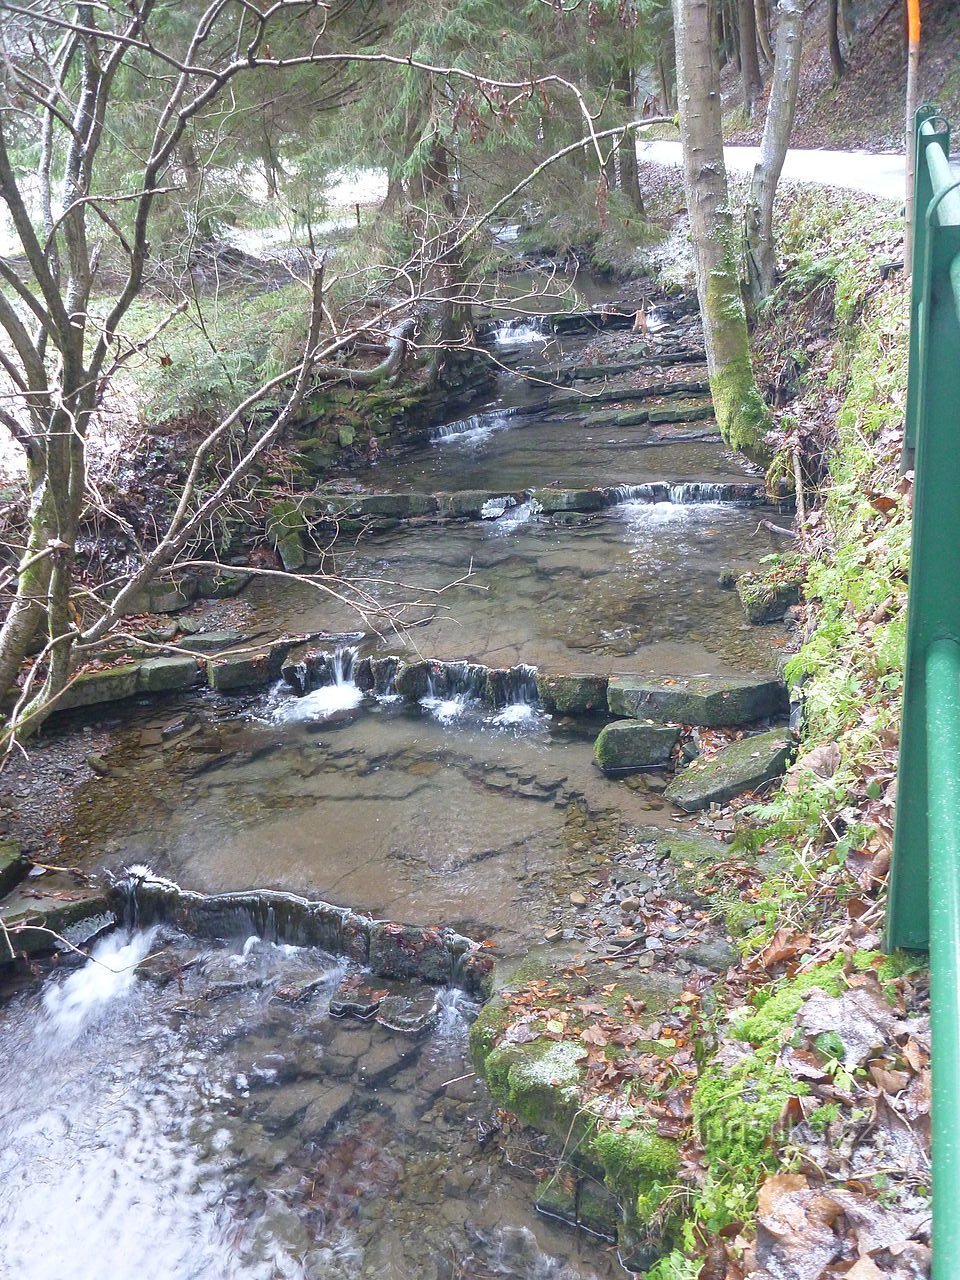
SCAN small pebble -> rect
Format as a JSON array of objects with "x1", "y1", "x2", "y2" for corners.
[{"x1": 569, "y1": 892, "x2": 587, "y2": 906}]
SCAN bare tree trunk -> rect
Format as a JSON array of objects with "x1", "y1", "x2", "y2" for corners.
[
  {"x1": 755, "y1": 0, "x2": 774, "y2": 65},
  {"x1": 617, "y1": 69, "x2": 646, "y2": 216},
  {"x1": 827, "y1": 0, "x2": 846, "y2": 81},
  {"x1": 671, "y1": 0, "x2": 770, "y2": 457},
  {"x1": 904, "y1": 0, "x2": 921, "y2": 269},
  {"x1": 746, "y1": 0, "x2": 804, "y2": 301},
  {"x1": 838, "y1": 0, "x2": 856, "y2": 48},
  {"x1": 738, "y1": 0, "x2": 765, "y2": 115}
]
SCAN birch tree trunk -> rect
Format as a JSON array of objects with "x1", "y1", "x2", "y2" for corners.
[
  {"x1": 745, "y1": 0, "x2": 804, "y2": 301},
  {"x1": 671, "y1": 0, "x2": 770, "y2": 457}
]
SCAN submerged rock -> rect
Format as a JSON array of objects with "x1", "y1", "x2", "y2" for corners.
[
  {"x1": 607, "y1": 674, "x2": 788, "y2": 727},
  {"x1": 664, "y1": 729, "x2": 793, "y2": 811},
  {"x1": 594, "y1": 720, "x2": 679, "y2": 772}
]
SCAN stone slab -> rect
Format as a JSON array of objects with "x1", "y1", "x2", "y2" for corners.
[
  {"x1": 0, "y1": 875, "x2": 115, "y2": 960},
  {"x1": 594, "y1": 720, "x2": 680, "y2": 772},
  {"x1": 607, "y1": 674, "x2": 787, "y2": 727},
  {"x1": 137, "y1": 655, "x2": 199, "y2": 693},
  {"x1": 537, "y1": 673, "x2": 609, "y2": 714},
  {"x1": 664, "y1": 729, "x2": 793, "y2": 811}
]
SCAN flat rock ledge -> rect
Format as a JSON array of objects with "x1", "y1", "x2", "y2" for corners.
[
  {"x1": 607, "y1": 674, "x2": 788, "y2": 727},
  {"x1": 664, "y1": 728, "x2": 794, "y2": 811}
]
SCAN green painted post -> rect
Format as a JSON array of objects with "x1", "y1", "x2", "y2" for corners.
[
  {"x1": 887, "y1": 149, "x2": 960, "y2": 951},
  {"x1": 888, "y1": 109, "x2": 960, "y2": 1280},
  {"x1": 902, "y1": 110, "x2": 943, "y2": 469},
  {"x1": 926, "y1": 637, "x2": 960, "y2": 1280}
]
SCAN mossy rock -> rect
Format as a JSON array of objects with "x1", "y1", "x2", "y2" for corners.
[
  {"x1": 535, "y1": 1173, "x2": 620, "y2": 1240},
  {"x1": 483, "y1": 1038, "x2": 589, "y2": 1141},
  {"x1": 207, "y1": 641, "x2": 295, "y2": 691},
  {"x1": 590, "y1": 1126, "x2": 680, "y2": 1197},
  {"x1": 0, "y1": 838, "x2": 26, "y2": 899},
  {"x1": 394, "y1": 660, "x2": 433, "y2": 701},
  {"x1": 530, "y1": 488, "x2": 608, "y2": 514},
  {"x1": 736, "y1": 557, "x2": 804, "y2": 624},
  {"x1": 138, "y1": 656, "x2": 199, "y2": 694},
  {"x1": 0, "y1": 875, "x2": 115, "y2": 960},
  {"x1": 594, "y1": 720, "x2": 679, "y2": 772},
  {"x1": 607, "y1": 674, "x2": 788, "y2": 727},
  {"x1": 266, "y1": 500, "x2": 307, "y2": 571},
  {"x1": 537, "y1": 673, "x2": 609, "y2": 714},
  {"x1": 56, "y1": 663, "x2": 142, "y2": 712},
  {"x1": 664, "y1": 729, "x2": 793, "y2": 811}
]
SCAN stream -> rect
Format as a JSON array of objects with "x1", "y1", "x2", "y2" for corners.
[{"x1": 0, "y1": 277, "x2": 789, "y2": 1277}]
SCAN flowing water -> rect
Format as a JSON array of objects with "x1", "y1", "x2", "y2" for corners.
[
  {"x1": 1, "y1": 282, "x2": 790, "y2": 1277},
  {"x1": 0, "y1": 927, "x2": 623, "y2": 1279}
]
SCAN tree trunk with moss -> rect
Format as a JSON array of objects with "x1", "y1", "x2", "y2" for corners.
[
  {"x1": 671, "y1": 0, "x2": 770, "y2": 458},
  {"x1": 746, "y1": 0, "x2": 804, "y2": 302}
]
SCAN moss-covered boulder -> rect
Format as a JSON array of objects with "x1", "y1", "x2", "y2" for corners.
[
  {"x1": 736, "y1": 557, "x2": 805, "y2": 624},
  {"x1": 207, "y1": 642, "x2": 294, "y2": 691},
  {"x1": 607, "y1": 674, "x2": 787, "y2": 727},
  {"x1": 266, "y1": 499, "x2": 307, "y2": 571},
  {"x1": 536, "y1": 673, "x2": 609, "y2": 714},
  {"x1": 530, "y1": 488, "x2": 608, "y2": 514},
  {"x1": 594, "y1": 720, "x2": 679, "y2": 772},
  {"x1": 394, "y1": 660, "x2": 433, "y2": 701},
  {"x1": 665, "y1": 729, "x2": 793, "y2": 811},
  {"x1": 195, "y1": 570, "x2": 251, "y2": 599},
  {"x1": 119, "y1": 576, "x2": 198, "y2": 615}
]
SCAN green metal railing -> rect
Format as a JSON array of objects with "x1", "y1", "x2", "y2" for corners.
[{"x1": 887, "y1": 107, "x2": 960, "y2": 1279}]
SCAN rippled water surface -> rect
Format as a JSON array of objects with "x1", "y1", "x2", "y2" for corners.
[{"x1": 0, "y1": 929, "x2": 623, "y2": 1279}]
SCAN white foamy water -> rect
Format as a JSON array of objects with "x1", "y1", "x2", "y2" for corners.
[
  {"x1": 41, "y1": 928, "x2": 158, "y2": 1043},
  {"x1": 431, "y1": 407, "x2": 521, "y2": 446},
  {"x1": 492, "y1": 703, "x2": 538, "y2": 728},
  {"x1": 486, "y1": 498, "x2": 539, "y2": 535},
  {"x1": 420, "y1": 693, "x2": 472, "y2": 724},
  {"x1": 275, "y1": 681, "x2": 363, "y2": 721},
  {"x1": 493, "y1": 320, "x2": 550, "y2": 346},
  {"x1": 618, "y1": 498, "x2": 729, "y2": 529}
]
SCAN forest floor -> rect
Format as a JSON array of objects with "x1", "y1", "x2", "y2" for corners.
[{"x1": 720, "y1": 0, "x2": 960, "y2": 152}]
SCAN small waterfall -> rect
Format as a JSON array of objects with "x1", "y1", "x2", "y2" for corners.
[
  {"x1": 276, "y1": 645, "x2": 363, "y2": 721},
  {"x1": 479, "y1": 495, "x2": 517, "y2": 520},
  {"x1": 430, "y1": 406, "x2": 523, "y2": 444},
  {"x1": 492, "y1": 315, "x2": 549, "y2": 346},
  {"x1": 607, "y1": 481, "x2": 764, "y2": 506},
  {"x1": 492, "y1": 663, "x2": 540, "y2": 726},
  {"x1": 420, "y1": 660, "x2": 489, "y2": 723}
]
